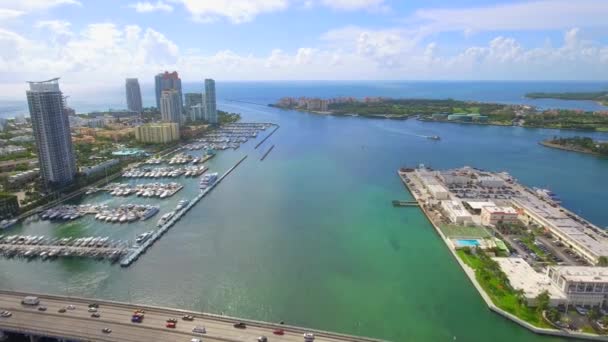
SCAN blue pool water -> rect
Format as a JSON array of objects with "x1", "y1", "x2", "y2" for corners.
[{"x1": 456, "y1": 239, "x2": 481, "y2": 247}]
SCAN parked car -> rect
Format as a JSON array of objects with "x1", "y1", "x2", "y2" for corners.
[{"x1": 575, "y1": 306, "x2": 589, "y2": 315}]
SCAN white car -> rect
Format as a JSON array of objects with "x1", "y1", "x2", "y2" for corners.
[
  {"x1": 190, "y1": 339, "x2": 201, "y2": 342},
  {"x1": 66, "y1": 305, "x2": 76, "y2": 310},
  {"x1": 88, "y1": 307, "x2": 97, "y2": 313},
  {"x1": 192, "y1": 326, "x2": 206, "y2": 335},
  {"x1": 303, "y1": 332, "x2": 315, "y2": 341}
]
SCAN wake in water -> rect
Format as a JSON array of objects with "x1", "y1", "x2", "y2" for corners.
[{"x1": 371, "y1": 121, "x2": 440, "y2": 140}]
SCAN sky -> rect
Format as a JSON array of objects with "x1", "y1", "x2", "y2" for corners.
[{"x1": 0, "y1": 0, "x2": 607, "y2": 98}]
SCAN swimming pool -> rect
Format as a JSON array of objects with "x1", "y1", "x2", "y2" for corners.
[{"x1": 455, "y1": 239, "x2": 481, "y2": 247}]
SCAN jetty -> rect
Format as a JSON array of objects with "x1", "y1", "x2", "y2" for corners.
[
  {"x1": 120, "y1": 155, "x2": 249, "y2": 267},
  {"x1": 255, "y1": 124, "x2": 279, "y2": 149},
  {"x1": 260, "y1": 145, "x2": 275, "y2": 161},
  {"x1": 392, "y1": 200, "x2": 419, "y2": 207}
]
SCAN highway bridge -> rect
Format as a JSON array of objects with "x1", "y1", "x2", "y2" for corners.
[{"x1": 0, "y1": 290, "x2": 383, "y2": 342}]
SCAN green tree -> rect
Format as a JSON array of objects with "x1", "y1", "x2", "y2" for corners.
[
  {"x1": 546, "y1": 307, "x2": 561, "y2": 322},
  {"x1": 589, "y1": 307, "x2": 602, "y2": 320},
  {"x1": 535, "y1": 290, "x2": 550, "y2": 315},
  {"x1": 599, "y1": 256, "x2": 608, "y2": 266}
]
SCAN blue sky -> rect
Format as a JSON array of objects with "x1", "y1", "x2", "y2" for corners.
[{"x1": 0, "y1": 0, "x2": 607, "y2": 97}]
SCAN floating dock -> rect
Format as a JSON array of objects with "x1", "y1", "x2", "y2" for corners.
[
  {"x1": 260, "y1": 145, "x2": 275, "y2": 161},
  {"x1": 255, "y1": 124, "x2": 280, "y2": 149},
  {"x1": 392, "y1": 200, "x2": 419, "y2": 207},
  {"x1": 120, "y1": 155, "x2": 249, "y2": 267}
]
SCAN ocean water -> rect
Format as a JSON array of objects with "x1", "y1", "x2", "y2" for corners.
[{"x1": 0, "y1": 82, "x2": 608, "y2": 341}]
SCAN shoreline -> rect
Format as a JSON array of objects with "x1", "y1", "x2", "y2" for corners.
[
  {"x1": 539, "y1": 141, "x2": 604, "y2": 157},
  {"x1": 397, "y1": 170, "x2": 607, "y2": 341}
]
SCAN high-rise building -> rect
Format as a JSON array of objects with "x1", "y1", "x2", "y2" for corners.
[
  {"x1": 125, "y1": 78, "x2": 143, "y2": 113},
  {"x1": 135, "y1": 123, "x2": 180, "y2": 144},
  {"x1": 184, "y1": 93, "x2": 203, "y2": 108},
  {"x1": 26, "y1": 78, "x2": 77, "y2": 186},
  {"x1": 190, "y1": 103, "x2": 204, "y2": 122},
  {"x1": 204, "y1": 79, "x2": 217, "y2": 124},
  {"x1": 155, "y1": 71, "x2": 182, "y2": 111},
  {"x1": 160, "y1": 89, "x2": 182, "y2": 124}
]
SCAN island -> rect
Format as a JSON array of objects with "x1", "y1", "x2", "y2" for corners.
[
  {"x1": 271, "y1": 96, "x2": 608, "y2": 131},
  {"x1": 526, "y1": 91, "x2": 608, "y2": 106},
  {"x1": 541, "y1": 136, "x2": 608, "y2": 156}
]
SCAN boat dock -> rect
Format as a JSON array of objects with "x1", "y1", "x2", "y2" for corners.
[
  {"x1": 255, "y1": 124, "x2": 280, "y2": 149},
  {"x1": 392, "y1": 200, "x2": 419, "y2": 207},
  {"x1": 0, "y1": 235, "x2": 127, "y2": 262},
  {"x1": 120, "y1": 155, "x2": 249, "y2": 267},
  {"x1": 260, "y1": 145, "x2": 275, "y2": 161}
]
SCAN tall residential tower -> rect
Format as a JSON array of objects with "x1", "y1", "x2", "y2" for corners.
[
  {"x1": 26, "y1": 78, "x2": 76, "y2": 186},
  {"x1": 125, "y1": 78, "x2": 143, "y2": 113},
  {"x1": 160, "y1": 89, "x2": 182, "y2": 124},
  {"x1": 204, "y1": 79, "x2": 217, "y2": 124},
  {"x1": 155, "y1": 71, "x2": 182, "y2": 112}
]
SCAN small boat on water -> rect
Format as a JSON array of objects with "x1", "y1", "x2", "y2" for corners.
[
  {"x1": 135, "y1": 231, "x2": 154, "y2": 244},
  {"x1": 0, "y1": 219, "x2": 18, "y2": 230},
  {"x1": 176, "y1": 200, "x2": 190, "y2": 211},
  {"x1": 427, "y1": 135, "x2": 441, "y2": 140},
  {"x1": 157, "y1": 211, "x2": 175, "y2": 227},
  {"x1": 199, "y1": 172, "x2": 219, "y2": 190}
]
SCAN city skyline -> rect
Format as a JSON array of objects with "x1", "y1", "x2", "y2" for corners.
[{"x1": 0, "y1": 0, "x2": 607, "y2": 100}]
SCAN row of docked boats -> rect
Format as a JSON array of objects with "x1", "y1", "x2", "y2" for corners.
[
  {"x1": 199, "y1": 172, "x2": 218, "y2": 190},
  {"x1": 0, "y1": 235, "x2": 127, "y2": 261},
  {"x1": 40, "y1": 204, "x2": 106, "y2": 221},
  {"x1": 94, "y1": 204, "x2": 159, "y2": 223},
  {"x1": 121, "y1": 165, "x2": 208, "y2": 179},
  {"x1": 104, "y1": 182, "x2": 183, "y2": 198}
]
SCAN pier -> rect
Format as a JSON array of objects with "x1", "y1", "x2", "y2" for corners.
[
  {"x1": 391, "y1": 200, "x2": 419, "y2": 207},
  {"x1": 120, "y1": 155, "x2": 249, "y2": 267},
  {"x1": 260, "y1": 145, "x2": 275, "y2": 161},
  {"x1": 255, "y1": 124, "x2": 280, "y2": 149}
]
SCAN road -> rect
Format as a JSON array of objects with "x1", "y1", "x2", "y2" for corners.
[{"x1": 0, "y1": 291, "x2": 381, "y2": 342}]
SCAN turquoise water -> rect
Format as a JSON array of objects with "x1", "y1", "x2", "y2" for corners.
[
  {"x1": 455, "y1": 239, "x2": 481, "y2": 247},
  {"x1": 1, "y1": 82, "x2": 608, "y2": 341}
]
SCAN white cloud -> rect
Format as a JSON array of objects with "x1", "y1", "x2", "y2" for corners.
[
  {"x1": 0, "y1": 0, "x2": 81, "y2": 13},
  {"x1": 129, "y1": 1, "x2": 173, "y2": 13},
  {"x1": 0, "y1": 8, "x2": 24, "y2": 20},
  {"x1": 412, "y1": 0, "x2": 608, "y2": 33},
  {"x1": 36, "y1": 20, "x2": 72, "y2": 36},
  {"x1": 170, "y1": 0, "x2": 287, "y2": 23},
  {"x1": 320, "y1": 0, "x2": 386, "y2": 11}
]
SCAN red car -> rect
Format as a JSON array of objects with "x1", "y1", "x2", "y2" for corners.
[
  {"x1": 166, "y1": 322, "x2": 176, "y2": 329},
  {"x1": 273, "y1": 329, "x2": 285, "y2": 335}
]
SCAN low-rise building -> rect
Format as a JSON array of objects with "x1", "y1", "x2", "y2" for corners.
[
  {"x1": 0, "y1": 145, "x2": 27, "y2": 156},
  {"x1": 547, "y1": 266, "x2": 608, "y2": 307},
  {"x1": 494, "y1": 257, "x2": 566, "y2": 306},
  {"x1": 428, "y1": 184, "x2": 449, "y2": 200},
  {"x1": 441, "y1": 200, "x2": 473, "y2": 225},
  {"x1": 79, "y1": 159, "x2": 119, "y2": 176},
  {"x1": 477, "y1": 174, "x2": 505, "y2": 188},
  {"x1": 134, "y1": 123, "x2": 179, "y2": 144},
  {"x1": 480, "y1": 206, "x2": 519, "y2": 226},
  {"x1": 8, "y1": 169, "x2": 40, "y2": 187}
]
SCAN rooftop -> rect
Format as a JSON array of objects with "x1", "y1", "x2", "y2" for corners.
[
  {"x1": 551, "y1": 266, "x2": 608, "y2": 282},
  {"x1": 494, "y1": 257, "x2": 566, "y2": 300}
]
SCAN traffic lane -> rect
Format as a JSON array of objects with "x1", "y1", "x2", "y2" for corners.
[{"x1": 0, "y1": 295, "x2": 336, "y2": 342}]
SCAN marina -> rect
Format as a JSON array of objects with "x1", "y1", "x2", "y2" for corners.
[
  {"x1": 0, "y1": 235, "x2": 128, "y2": 262},
  {"x1": 120, "y1": 155, "x2": 248, "y2": 267},
  {"x1": 39, "y1": 204, "x2": 160, "y2": 223}
]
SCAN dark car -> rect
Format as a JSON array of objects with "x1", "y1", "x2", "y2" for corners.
[
  {"x1": 258, "y1": 336, "x2": 268, "y2": 342},
  {"x1": 166, "y1": 318, "x2": 178, "y2": 323},
  {"x1": 102, "y1": 328, "x2": 112, "y2": 334},
  {"x1": 233, "y1": 322, "x2": 246, "y2": 329},
  {"x1": 58, "y1": 307, "x2": 67, "y2": 313},
  {"x1": 91, "y1": 312, "x2": 101, "y2": 318},
  {"x1": 88, "y1": 303, "x2": 99, "y2": 309},
  {"x1": 182, "y1": 314, "x2": 194, "y2": 321},
  {"x1": 37, "y1": 306, "x2": 47, "y2": 312}
]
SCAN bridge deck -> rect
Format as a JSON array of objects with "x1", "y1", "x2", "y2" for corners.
[{"x1": 0, "y1": 291, "x2": 382, "y2": 342}]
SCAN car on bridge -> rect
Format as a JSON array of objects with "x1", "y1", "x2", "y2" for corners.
[
  {"x1": 233, "y1": 322, "x2": 246, "y2": 329},
  {"x1": 102, "y1": 328, "x2": 112, "y2": 334},
  {"x1": 166, "y1": 321, "x2": 176, "y2": 329},
  {"x1": 21, "y1": 296, "x2": 39, "y2": 305},
  {"x1": 192, "y1": 326, "x2": 206, "y2": 335},
  {"x1": 0, "y1": 311, "x2": 12, "y2": 318}
]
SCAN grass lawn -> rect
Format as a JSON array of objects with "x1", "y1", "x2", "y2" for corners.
[
  {"x1": 440, "y1": 224, "x2": 492, "y2": 238},
  {"x1": 456, "y1": 249, "x2": 553, "y2": 329}
]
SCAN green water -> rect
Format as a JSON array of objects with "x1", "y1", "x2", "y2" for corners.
[{"x1": 3, "y1": 101, "x2": 608, "y2": 341}]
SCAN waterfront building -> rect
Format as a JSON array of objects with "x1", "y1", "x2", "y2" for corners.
[
  {"x1": 8, "y1": 169, "x2": 40, "y2": 188},
  {"x1": 493, "y1": 257, "x2": 566, "y2": 306},
  {"x1": 160, "y1": 90, "x2": 182, "y2": 124},
  {"x1": 480, "y1": 206, "x2": 519, "y2": 226},
  {"x1": 427, "y1": 184, "x2": 449, "y2": 200},
  {"x1": 125, "y1": 78, "x2": 143, "y2": 113},
  {"x1": 135, "y1": 123, "x2": 179, "y2": 144},
  {"x1": 190, "y1": 104, "x2": 205, "y2": 122},
  {"x1": 26, "y1": 78, "x2": 77, "y2": 186},
  {"x1": 185, "y1": 93, "x2": 203, "y2": 108},
  {"x1": 477, "y1": 174, "x2": 505, "y2": 188},
  {"x1": 204, "y1": 79, "x2": 217, "y2": 124},
  {"x1": 547, "y1": 266, "x2": 608, "y2": 307},
  {"x1": 511, "y1": 196, "x2": 608, "y2": 265},
  {"x1": 441, "y1": 200, "x2": 473, "y2": 225},
  {"x1": 79, "y1": 159, "x2": 119, "y2": 176},
  {"x1": 0, "y1": 193, "x2": 19, "y2": 219},
  {"x1": 155, "y1": 71, "x2": 182, "y2": 111}
]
